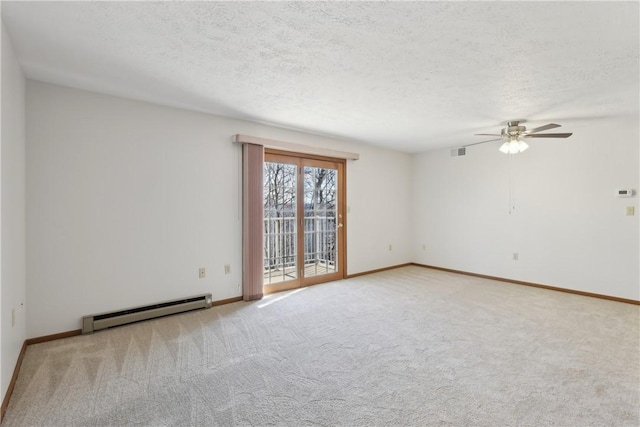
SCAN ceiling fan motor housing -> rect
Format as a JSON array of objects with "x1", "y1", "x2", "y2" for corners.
[
  {"x1": 505, "y1": 121, "x2": 526, "y2": 136},
  {"x1": 502, "y1": 125, "x2": 526, "y2": 137}
]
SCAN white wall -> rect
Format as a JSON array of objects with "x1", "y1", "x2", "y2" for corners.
[
  {"x1": 412, "y1": 117, "x2": 640, "y2": 300},
  {"x1": 346, "y1": 147, "x2": 412, "y2": 273},
  {"x1": 26, "y1": 81, "x2": 412, "y2": 338},
  {"x1": 25, "y1": 78, "x2": 638, "y2": 339},
  {"x1": 1, "y1": 21, "x2": 27, "y2": 402}
]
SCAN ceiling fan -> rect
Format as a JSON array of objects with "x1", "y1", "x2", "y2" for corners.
[{"x1": 466, "y1": 120, "x2": 573, "y2": 154}]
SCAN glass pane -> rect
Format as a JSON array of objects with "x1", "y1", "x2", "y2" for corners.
[
  {"x1": 303, "y1": 166, "x2": 338, "y2": 278},
  {"x1": 263, "y1": 162, "x2": 297, "y2": 285}
]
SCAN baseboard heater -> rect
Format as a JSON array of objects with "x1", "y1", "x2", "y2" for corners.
[{"x1": 82, "y1": 293, "x2": 213, "y2": 334}]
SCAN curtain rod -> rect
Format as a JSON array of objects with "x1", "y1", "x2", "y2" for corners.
[{"x1": 233, "y1": 134, "x2": 360, "y2": 160}]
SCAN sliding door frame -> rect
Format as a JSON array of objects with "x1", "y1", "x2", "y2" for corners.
[{"x1": 264, "y1": 149, "x2": 347, "y2": 293}]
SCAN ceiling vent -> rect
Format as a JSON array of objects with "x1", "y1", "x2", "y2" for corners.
[{"x1": 450, "y1": 147, "x2": 466, "y2": 157}]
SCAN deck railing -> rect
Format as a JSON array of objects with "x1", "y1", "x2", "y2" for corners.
[{"x1": 264, "y1": 214, "x2": 337, "y2": 282}]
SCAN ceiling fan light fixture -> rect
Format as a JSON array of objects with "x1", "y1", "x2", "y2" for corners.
[
  {"x1": 499, "y1": 137, "x2": 528, "y2": 154},
  {"x1": 518, "y1": 139, "x2": 529, "y2": 152},
  {"x1": 499, "y1": 141, "x2": 510, "y2": 154},
  {"x1": 509, "y1": 141, "x2": 520, "y2": 154}
]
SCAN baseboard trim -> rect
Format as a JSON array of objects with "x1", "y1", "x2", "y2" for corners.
[
  {"x1": 413, "y1": 263, "x2": 640, "y2": 305},
  {"x1": 346, "y1": 263, "x2": 413, "y2": 279},
  {"x1": 1, "y1": 341, "x2": 27, "y2": 422},
  {"x1": 212, "y1": 296, "x2": 243, "y2": 306},
  {"x1": 25, "y1": 329, "x2": 82, "y2": 346}
]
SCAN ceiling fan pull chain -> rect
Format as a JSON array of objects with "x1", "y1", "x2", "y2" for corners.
[
  {"x1": 508, "y1": 154, "x2": 513, "y2": 214},
  {"x1": 512, "y1": 154, "x2": 516, "y2": 213},
  {"x1": 508, "y1": 154, "x2": 517, "y2": 215}
]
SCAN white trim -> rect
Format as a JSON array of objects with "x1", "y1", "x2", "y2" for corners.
[{"x1": 233, "y1": 134, "x2": 360, "y2": 160}]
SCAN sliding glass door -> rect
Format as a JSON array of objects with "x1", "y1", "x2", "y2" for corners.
[
  {"x1": 263, "y1": 152, "x2": 345, "y2": 293},
  {"x1": 263, "y1": 156, "x2": 298, "y2": 286}
]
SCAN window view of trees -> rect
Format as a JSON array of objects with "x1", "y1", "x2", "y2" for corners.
[{"x1": 263, "y1": 161, "x2": 338, "y2": 284}]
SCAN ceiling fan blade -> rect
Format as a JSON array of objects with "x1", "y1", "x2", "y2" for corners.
[
  {"x1": 474, "y1": 133, "x2": 502, "y2": 136},
  {"x1": 463, "y1": 138, "x2": 503, "y2": 147},
  {"x1": 521, "y1": 133, "x2": 573, "y2": 138},
  {"x1": 523, "y1": 123, "x2": 561, "y2": 134}
]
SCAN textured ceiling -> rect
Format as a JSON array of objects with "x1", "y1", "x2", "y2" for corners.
[{"x1": 2, "y1": 1, "x2": 639, "y2": 152}]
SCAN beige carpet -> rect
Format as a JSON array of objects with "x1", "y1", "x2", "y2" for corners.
[{"x1": 4, "y1": 266, "x2": 639, "y2": 426}]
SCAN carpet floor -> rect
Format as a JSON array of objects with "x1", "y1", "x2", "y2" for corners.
[{"x1": 4, "y1": 266, "x2": 639, "y2": 426}]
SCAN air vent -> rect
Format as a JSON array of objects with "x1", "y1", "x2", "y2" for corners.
[{"x1": 450, "y1": 147, "x2": 466, "y2": 157}]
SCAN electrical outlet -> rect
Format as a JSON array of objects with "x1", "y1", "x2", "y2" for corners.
[
  {"x1": 626, "y1": 206, "x2": 635, "y2": 216},
  {"x1": 422, "y1": 244, "x2": 426, "y2": 251},
  {"x1": 199, "y1": 268, "x2": 206, "y2": 278},
  {"x1": 388, "y1": 244, "x2": 393, "y2": 251},
  {"x1": 513, "y1": 253, "x2": 519, "y2": 261},
  {"x1": 224, "y1": 264, "x2": 231, "y2": 274}
]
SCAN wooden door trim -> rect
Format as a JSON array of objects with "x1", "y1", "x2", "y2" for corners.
[
  {"x1": 263, "y1": 151, "x2": 347, "y2": 293},
  {"x1": 266, "y1": 148, "x2": 347, "y2": 163},
  {"x1": 299, "y1": 158, "x2": 345, "y2": 287}
]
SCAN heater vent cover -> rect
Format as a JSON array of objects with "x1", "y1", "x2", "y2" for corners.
[{"x1": 82, "y1": 293, "x2": 213, "y2": 334}]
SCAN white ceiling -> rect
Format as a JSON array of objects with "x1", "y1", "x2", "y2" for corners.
[{"x1": 2, "y1": 1, "x2": 638, "y2": 153}]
